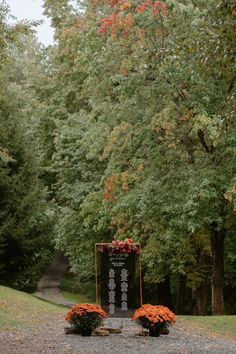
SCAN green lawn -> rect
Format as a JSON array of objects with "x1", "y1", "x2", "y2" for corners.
[
  {"x1": 178, "y1": 315, "x2": 236, "y2": 340},
  {"x1": 0, "y1": 286, "x2": 66, "y2": 331},
  {"x1": 61, "y1": 291, "x2": 94, "y2": 304},
  {"x1": 1, "y1": 285, "x2": 236, "y2": 340}
]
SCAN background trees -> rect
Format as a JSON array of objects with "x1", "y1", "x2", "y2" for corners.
[
  {"x1": 0, "y1": 3, "x2": 54, "y2": 291},
  {"x1": 1, "y1": 0, "x2": 235, "y2": 314}
]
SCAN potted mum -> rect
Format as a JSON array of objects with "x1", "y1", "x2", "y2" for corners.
[
  {"x1": 132, "y1": 304, "x2": 176, "y2": 337},
  {"x1": 65, "y1": 304, "x2": 107, "y2": 336}
]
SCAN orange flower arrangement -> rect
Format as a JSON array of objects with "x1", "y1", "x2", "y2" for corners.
[
  {"x1": 132, "y1": 304, "x2": 176, "y2": 336},
  {"x1": 65, "y1": 304, "x2": 107, "y2": 335}
]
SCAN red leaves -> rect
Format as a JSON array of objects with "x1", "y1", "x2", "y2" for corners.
[
  {"x1": 97, "y1": 0, "x2": 166, "y2": 37},
  {"x1": 136, "y1": 0, "x2": 151, "y2": 14},
  {"x1": 136, "y1": 0, "x2": 166, "y2": 16},
  {"x1": 98, "y1": 12, "x2": 134, "y2": 38},
  {"x1": 153, "y1": 1, "x2": 166, "y2": 16},
  {"x1": 98, "y1": 13, "x2": 118, "y2": 36}
]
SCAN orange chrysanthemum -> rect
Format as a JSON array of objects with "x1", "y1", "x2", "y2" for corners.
[
  {"x1": 132, "y1": 304, "x2": 176, "y2": 327},
  {"x1": 65, "y1": 303, "x2": 107, "y2": 322}
]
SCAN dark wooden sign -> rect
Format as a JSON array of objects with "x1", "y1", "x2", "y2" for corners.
[{"x1": 95, "y1": 243, "x2": 142, "y2": 317}]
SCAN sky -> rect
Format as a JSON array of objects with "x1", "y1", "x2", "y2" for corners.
[{"x1": 6, "y1": 0, "x2": 54, "y2": 46}]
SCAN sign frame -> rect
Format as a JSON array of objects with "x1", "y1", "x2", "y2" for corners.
[{"x1": 94, "y1": 242, "x2": 143, "y2": 313}]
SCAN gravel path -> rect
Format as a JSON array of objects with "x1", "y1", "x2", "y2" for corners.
[
  {"x1": 2, "y1": 254, "x2": 235, "y2": 353},
  {"x1": 1, "y1": 315, "x2": 236, "y2": 354}
]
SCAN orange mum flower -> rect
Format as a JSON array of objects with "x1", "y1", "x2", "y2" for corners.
[
  {"x1": 132, "y1": 304, "x2": 176, "y2": 330},
  {"x1": 65, "y1": 303, "x2": 107, "y2": 322}
]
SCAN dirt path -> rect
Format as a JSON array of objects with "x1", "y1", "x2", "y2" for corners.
[{"x1": 34, "y1": 252, "x2": 73, "y2": 307}]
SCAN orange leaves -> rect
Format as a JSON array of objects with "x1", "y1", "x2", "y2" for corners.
[
  {"x1": 104, "y1": 174, "x2": 120, "y2": 201},
  {"x1": 121, "y1": 170, "x2": 129, "y2": 191},
  {"x1": 153, "y1": 1, "x2": 166, "y2": 17},
  {"x1": 136, "y1": 0, "x2": 151, "y2": 14},
  {"x1": 137, "y1": 163, "x2": 144, "y2": 171},
  {"x1": 110, "y1": 213, "x2": 130, "y2": 236},
  {"x1": 100, "y1": 122, "x2": 131, "y2": 161},
  {"x1": 136, "y1": 0, "x2": 166, "y2": 16},
  {"x1": 120, "y1": 2, "x2": 131, "y2": 11},
  {"x1": 119, "y1": 66, "x2": 129, "y2": 76},
  {"x1": 122, "y1": 13, "x2": 135, "y2": 37},
  {"x1": 98, "y1": 12, "x2": 134, "y2": 38},
  {"x1": 104, "y1": 171, "x2": 129, "y2": 201},
  {"x1": 97, "y1": 0, "x2": 166, "y2": 37},
  {"x1": 75, "y1": 16, "x2": 85, "y2": 31},
  {"x1": 155, "y1": 120, "x2": 175, "y2": 136},
  {"x1": 98, "y1": 13, "x2": 119, "y2": 36},
  {"x1": 154, "y1": 106, "x2": 178, "y2": 139},
  {"x1": 132, "y1": 304, "x2": 176, "y2": 325}
]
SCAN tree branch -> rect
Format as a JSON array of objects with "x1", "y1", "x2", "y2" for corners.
[
  {"x1": 197, "y1": 129, "x2": 212, "y2": 153},
  {"x1": 227, "y1": 73, "x2": 236, "y2": 94}
]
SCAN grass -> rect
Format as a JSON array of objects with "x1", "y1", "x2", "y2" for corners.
[
  {"x1": 1, "y1": 285, "x2": 236, "y2": 340},
  {"x1": 60, "y1": 272, "x2": 96, "y2": 303},
  {"x1": 0, "y1": 285, "x2": 66, "y2": 332},
  {"x1": 61, "y1": 291, "x2": 94, "y2": 304},
  {"x1": 178, "y1": 315, "x2": 236, "y2": 340}
]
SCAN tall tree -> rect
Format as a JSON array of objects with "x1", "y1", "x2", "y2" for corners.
[
  {"x1": 0, "y1": 3, "x2": 55, "y2": 291},
  {"x1": 42, "y1": 0, "x2": 236, "y2": 313}
]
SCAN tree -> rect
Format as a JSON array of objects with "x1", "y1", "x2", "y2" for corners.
[
  {"x1": 0, "y1": 4, "x2": 55, "y2": 291},
  {"x1": 41, "y1": 0, "x2": 236, "y2": 314}
]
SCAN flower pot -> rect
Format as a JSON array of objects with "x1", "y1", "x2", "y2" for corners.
[
  {"x1": 80, "y1": 328, "x2": 93, "y2": 336},
  {"x1": 149, "y1": 327, "x2": 160, "y2": 337},
  {"x1": 160, "y1": 327, "x2": 169, "y2": 335}
]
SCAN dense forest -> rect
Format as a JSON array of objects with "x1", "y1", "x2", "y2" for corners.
[{"x1": 0, "y1": 0, "x2": 235, "y2": 315}]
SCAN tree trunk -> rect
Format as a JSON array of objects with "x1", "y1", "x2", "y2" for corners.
[
  {"x1": 192, "y1": 282, "x2": 210, "y2": 315},
  {"x1": 158, "y1": 276, "x2": 173, "y2": 309},
  {"x1": 176, "y1": 275, "x2": 186, "y2": 314},
  {"x1": 210, "y1": 230, "x2": 225, "y2": 315}
]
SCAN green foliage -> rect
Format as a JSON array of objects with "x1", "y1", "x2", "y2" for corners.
[
  {"x1": 60, "y1": 271, "x2": 96, "y2": 302},
  {"x1": 0, "y1": 6, "x2": 55, "y2": 291},
  {"x1": 38, "y1": 0, "x2": 236, "y2": 314},
  {"x1": 1, "y1": 0, "x2": 236, "y2": 314}
]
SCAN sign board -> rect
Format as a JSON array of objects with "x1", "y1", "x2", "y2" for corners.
[{"x1": 95, "y1": 243, "x2": 142, "y2": 317}]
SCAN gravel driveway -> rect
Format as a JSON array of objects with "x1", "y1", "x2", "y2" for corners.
[
  {"x1": 1, "y1": 315, "x2": 236, "y2": 354},
  {"x1": 2, "y1": 254, "x2": 235, "y2": 354}
]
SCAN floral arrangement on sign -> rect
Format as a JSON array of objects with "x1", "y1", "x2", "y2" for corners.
[
  {"x1": 98, "y1": 238, "x2": 140, "y2": 255},
  {"x1": 65, "y1": 303, "x2": 107, "y2": 336},
  {"x1": 132, "y1": 304, "x2": 176, "y2": 337}
]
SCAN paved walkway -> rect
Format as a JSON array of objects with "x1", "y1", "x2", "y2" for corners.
[{"x1": 34, "y1": 252, "x2": 73, "y2": 307}]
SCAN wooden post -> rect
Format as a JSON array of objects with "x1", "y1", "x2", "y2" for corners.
[
  {"x1": 95, "y1": 244, "x2": 99, "y2": 305},
  {"x1": 139, "y1": 247, "x2": 143, "y2": 306}
]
